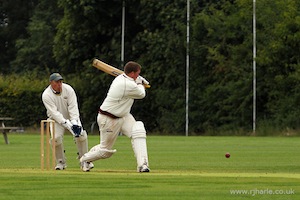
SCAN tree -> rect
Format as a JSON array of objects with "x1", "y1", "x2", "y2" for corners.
[
  {"x1": 11, "y1": 0, "x2": 62, "y2": 74},
  {"x1": 190, "y1": 0, "x2": 300, "y2": 133},
  {"x1": 190, "y1": 0, "x2": 254, "y2": 133},
  {"x1": 0, "y1": 0, "x2": 38, "y2": 74},
  {"x1": 255, "y1": 0, "x2": 300, "y2": 128},
  {"x1": 52, "y1": 0, "x2": 126, "y2": 127},
  {"x1": 128, "y1": 0, "x2": 190, "y2": 134},
  {"x1": 53, "y1": 0, "x2": 123, "y2": 73}
]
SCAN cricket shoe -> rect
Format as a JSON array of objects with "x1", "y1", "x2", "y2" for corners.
[
  {"x1": 138, "y1": 164, "x2": 150, "y2": 173},
  {"x1": 81, "y1": 161, "x2": 94, "y2": 172},
  {"x1": 55, "y1": 161, "x2": 67, "y2": 170}
]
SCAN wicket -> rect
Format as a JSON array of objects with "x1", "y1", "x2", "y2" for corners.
[{"x1": 40, "y1": 119, "x2": 56, "y2": 170}]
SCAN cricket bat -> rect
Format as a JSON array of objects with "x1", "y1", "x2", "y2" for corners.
[{"x1": 92, "y1": 58, "x2": 150, "y2": 88}]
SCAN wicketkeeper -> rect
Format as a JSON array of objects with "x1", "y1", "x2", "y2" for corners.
[
  {"x1": 80, "y1": 61, "x2": 150, "y2": 172},
  {"x1": 42, "y1": 73, "x2": 94, "y2": 172}
]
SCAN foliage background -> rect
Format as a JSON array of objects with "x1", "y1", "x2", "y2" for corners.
[{"x1": 1, "y1": 0, "x2": 300, "y2": 135}]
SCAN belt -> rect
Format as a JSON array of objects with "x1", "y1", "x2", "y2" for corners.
[{"x1": 98, "y1": 109, "x2": 120, "y2": 119}]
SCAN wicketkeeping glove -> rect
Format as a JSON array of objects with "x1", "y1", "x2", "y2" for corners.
[
  {"x1": 62, "y1": 119, "x2": 82, "y2": 137},
  {"x1": 71, "y1": 125, "x2": 82, "y2": 137}
]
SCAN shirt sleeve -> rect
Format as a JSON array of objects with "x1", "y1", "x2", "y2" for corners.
[
  {"x1": 42, "y1": 92, "x2": 66, "y2": 124},
  {"x1": 66, "y1": 86, "x2": 80, "y2": 121},
  {"x1": 126, "y1": 84, "x2": 146, "y2": 99}
]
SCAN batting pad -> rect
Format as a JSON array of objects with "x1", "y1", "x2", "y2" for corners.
[
  {"x1": 55, "y1": 142, "x2": 66, "y2": 164},
  {"x1": 75, "y1": 130, "x2": 88, "y2": 158},
  {"x1": 131, "y1": 121, "x2": 149, "y2": 168},
  {"x1": 131, "y1": 121, "x2": 146, "y2": 139},
  {"x1": 50, "y1": 136, "x2": 66, "y2": 164},
  {"x1": 80, "y1": 144, "x2": 117, "y2": 162}
]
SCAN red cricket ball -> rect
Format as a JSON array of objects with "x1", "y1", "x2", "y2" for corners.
[{"x1": 225, "y1": 152, "x2": 230, "y2": 158}]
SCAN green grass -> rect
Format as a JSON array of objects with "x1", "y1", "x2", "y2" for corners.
[{"x1": 0, "y1": 134, "x2": 299, "y2": 200}]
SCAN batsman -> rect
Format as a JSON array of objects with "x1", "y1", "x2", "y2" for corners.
[
  {"x1": 80, "y1": 61, "x2": 150, "y2": 172},
  {"x1": 42, "y1": 73, "x2": 94, "y2": 172}
]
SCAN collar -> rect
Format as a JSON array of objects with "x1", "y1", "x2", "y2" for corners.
[
  {"x1": 123, "y1": 74, "x2": 134, "y2": 81},
  {"x1": 50, "y1": 86, "x2": 61, "y2": 95}
]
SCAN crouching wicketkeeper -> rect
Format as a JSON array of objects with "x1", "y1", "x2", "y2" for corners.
[{"x1": 42, "y1": 73, "x2": 94, "y2": 172}]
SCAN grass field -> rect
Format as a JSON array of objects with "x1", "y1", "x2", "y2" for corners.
[{"x1": 0, "y1": 133, "x2": 299, "y2": 200}]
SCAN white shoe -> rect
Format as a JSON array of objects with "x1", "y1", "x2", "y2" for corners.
[
  {"x1": 138, "y1": 164, "x2": 150, "y2": 173},
  {"x1": 81, "y1": 161, "x2": 94, "y2": 172},
  {"x1": 88, "y1": 162, "x2": 94, "y2": 170},
  {"x1": 55, "y1": 161, "x2": 67, "y2": 170}
]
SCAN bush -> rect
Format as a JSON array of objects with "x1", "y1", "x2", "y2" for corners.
[{"x1": 0, "y1": 73, "x2": 48, "y2": 127}]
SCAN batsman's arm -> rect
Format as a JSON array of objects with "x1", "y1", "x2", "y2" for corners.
[{"x1": 92, "y1": 59, "x2": 151, "y2": 88}]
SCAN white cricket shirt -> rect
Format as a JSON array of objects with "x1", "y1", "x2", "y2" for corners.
[
  {"x1": 100, "y1": 74, "x2": 146, "y2": 117},
  {"x1": 42, "y1": 83, "x2": 80, "y2": 124}
]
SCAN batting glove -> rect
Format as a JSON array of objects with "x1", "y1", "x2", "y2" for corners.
[
  {"x1": 139, "y1": 76, "x2": 149, "y2": 85},
  {"x1": 135, "y1": 76, "x2": 143, "y2": 85}
]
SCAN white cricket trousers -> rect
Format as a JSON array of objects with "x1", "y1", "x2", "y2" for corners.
[{"x1": 97, "y1": 113, "x2": 135, "y2": 149}]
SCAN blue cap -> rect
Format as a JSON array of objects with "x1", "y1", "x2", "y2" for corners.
[{"x1": 49, "y1": 73, "x2": 63, "y2": 81}]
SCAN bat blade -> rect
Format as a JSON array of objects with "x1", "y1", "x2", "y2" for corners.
[
  {"x1": 92, "y1": 59, "x2": 150, "y2": 88},
  {"x1": 92, "y1": 59, "x2": 124, "y2": 77}
]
